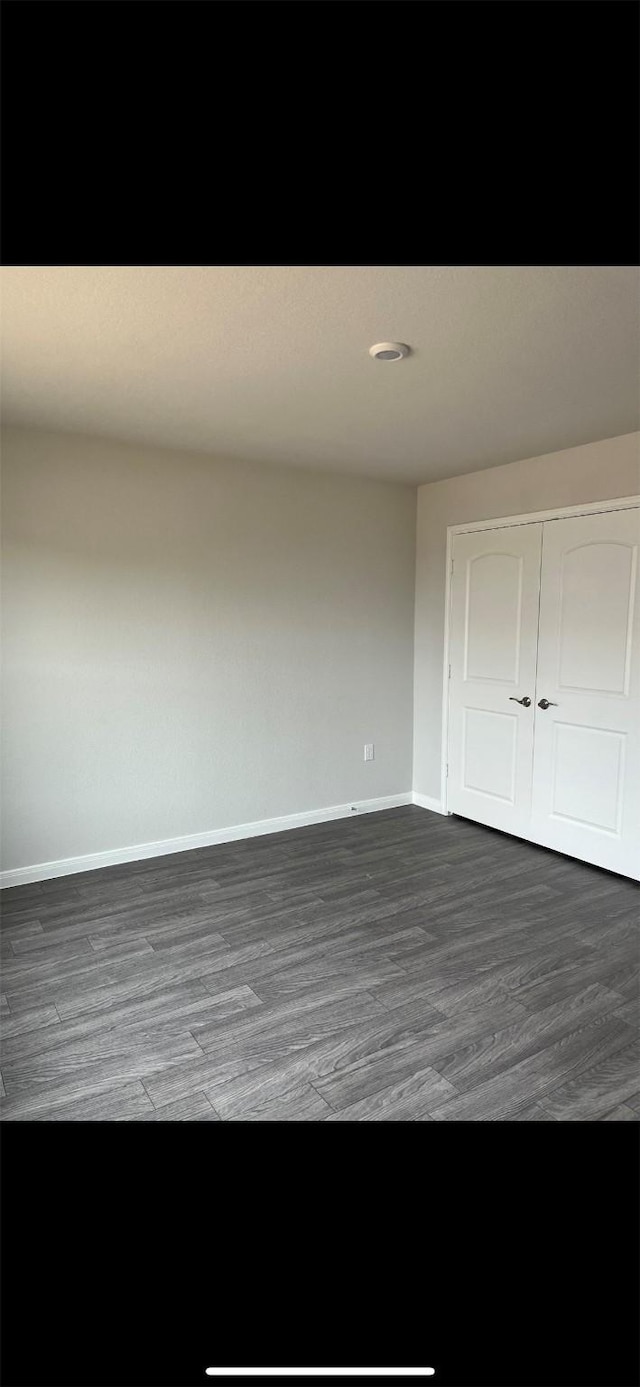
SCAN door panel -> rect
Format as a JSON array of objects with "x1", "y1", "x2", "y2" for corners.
[
  {"x1": 557, "y1": 540, "x2": 636, "y2": 695},
  {"x1": 447, "y1": 524, "x2": 542, "y2": 835},
  {"x1": 462, "y1": 707, "x2": 518, "y2": 803},
  {"x1": 530, "y1": 508, "x2": 640, "y2": 879},
  {"x1": 464, "y1": 551, "x2": 524, "y2": 683},
  {"x1": 549, "y1": 723, "x2": 625, "y2": 833}
]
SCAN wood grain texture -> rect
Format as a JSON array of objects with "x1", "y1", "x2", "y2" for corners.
[
  {"x1": 2, "y1": 1028, "x2": 204, "y2": 1096},
  {"x1": 429, "y1": 985, "x2": 624, "y2": 1093},
  {"x1": 206, "y1": 1068, "x2": 331, "y2": 1122},
  {"x1": 137, "y1": 1091, "x2": 221, "y2": 1121},
  {"x1": 1, "y1": 806, "x2": 637, "y2": 1120},
  {"x1": 322, "y1": 1067, "x2": 457, "y2": 1120},
  {"x1": 429, "y1": 1016, "x2": 634, "y2": 1121},
  {"x1": 537, "y1": 1039, "x2": 640, "y2": 1121},
  {"x1": 0, "y1": 1003, "x2": 60, "y2": 1040},
  {"x1": 504, "y1": 1103, "x2": 556, "y2": 1121}
]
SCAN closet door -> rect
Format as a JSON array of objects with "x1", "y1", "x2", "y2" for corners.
[
  {"x1": 530, "y1": 507, "x2": 640, "y2": 879},
  {"x1": 447, "y1": 523, "x2": 543, "y2": 837}
]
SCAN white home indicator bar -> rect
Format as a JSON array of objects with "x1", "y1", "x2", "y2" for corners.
[{"x1": 205, "y1": 1372, "x2": 435, "y2": 1379}]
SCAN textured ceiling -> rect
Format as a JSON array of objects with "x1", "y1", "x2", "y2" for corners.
[{"x1": 1, "y1": 265, "x2": 638, "y2": 483}]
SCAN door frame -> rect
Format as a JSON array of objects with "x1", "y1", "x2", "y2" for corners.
[{"x1": 440, "y1": 494, "x2": 640, "y2": 814}]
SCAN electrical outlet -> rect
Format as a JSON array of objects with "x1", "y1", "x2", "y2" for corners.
[{"x1": 364, "y1": 743, "x2": 375, "y2": 762}]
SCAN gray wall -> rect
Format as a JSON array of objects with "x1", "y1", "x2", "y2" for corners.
[
  {"x1": 413, "y1": 431, "x2": 640, "y2": 801},
  {"x1": 1, "y1": 428, "x2": 417, "y2": 870},
  {"x1": 4, "y1": 424, "x2": 637, "y2": 873}
]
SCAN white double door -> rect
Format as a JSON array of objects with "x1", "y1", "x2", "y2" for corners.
[{"x1": 447, "y1": 505, "x2": 640, "y2": 880}]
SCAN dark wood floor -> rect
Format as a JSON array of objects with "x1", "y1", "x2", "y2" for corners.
[{"x1": 0, "y1": 806, "x2": 638, "y2": 1121}]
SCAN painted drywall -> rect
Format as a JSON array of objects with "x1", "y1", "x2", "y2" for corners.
[
  {"x1": 0, "y1": 427, "x2": 416, "y2": 872},
  {"x1": 413, "y1": 432, "x2": 640, "y2": 802},
  {"x1": 3, "y1": 266, "x2": 638, "y2": 483}
]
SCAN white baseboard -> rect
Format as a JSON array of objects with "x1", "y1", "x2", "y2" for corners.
[
  {"x1": 412, "y1": 792, "x2": 448, "y2": 815},
  {"x1": 0, "y1": 792, "x2": 414, "y2": 888}
]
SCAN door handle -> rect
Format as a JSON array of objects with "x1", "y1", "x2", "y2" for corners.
[
  {"x1": 537, "y1": 698, "x2": 558, "y2": 710},
  {"x1": 509, "y1": 696, "x2": 531, "y2": 706}
]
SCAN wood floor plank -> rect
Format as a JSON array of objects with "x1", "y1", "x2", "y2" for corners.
[
  {"x1": 2, "y1": 939, "x2": 152, "y2": 1006},
  {"x1": 603, "y1": 966, "x2": 639, "y2": 1004},
  {"x1": 310, "y1": 995, "x2": 526, "y2": 1112},
  {"x1": 2, "y1": 805, "x2": 637, "y2": 1120},
  {"x1": 505, "y1": 1103, "x2": 556, "y2": 1121},
  {"x1": 0, "y1": 984, "x2": 263, "y2": 1066},
  {"x1": 323, "y1": 924, "x2": 437, "y2": 961},
  {"x1": 137, "y1": 1091, "x2": 221, "y2": 1121},
  {"x1": 143, "y1": 1052, "x2": 263, "y2": 1109},
  {"x1": 121, "y1": 920, "x2": 229, "y2": 953},
  {"x1": 370, "y1": 925, "x2": 599, "y2": 1012},
  {"x1": 0, "y1": 1074, "x2": 151, "y2": 1121},
  {"x1": 600, "y1": 1104, "x2": 639, "y2": 1121},
  {"x1": 613, "y1": 999, "x2": 638, "y2": 1027},
  {"x1": 251, "y1": 957, "x2": 405, "y2": 1003},
  {"x1": 1, "y1": 937, "x2": 95, "y2": 980},
  {"x1": 322, "y1": 1067, "x2": 457, "y2": 1120},
  {"x1": 1, "y1": 1080, "x2": 155, "y2": 1122},
  {"x1": 205, "y1": 1067, "x2": 332, "y2": 1122},
  {"x1": 3, "y1": 977, "x2": 199, "y2": 1039},
  {"x1": 511, "y1": 952, "x2": 631, "y2": 1013},
  {"x1": 146, "y1": 994, "x2": 445, "y2": 1110},
  {"x1": 204, "y1": 920, "x2": 391, "y2": 985},
  {"x1": 429, "y1": 1016, "x2": 635, "y2": 1121},
  {"x1": 191, "y1": 989, "x2": 389, "y2": 1061},
  {"x1": 537, "y1": 1040, "x2": 640, "y2": 1121},
  {"x1": 1, "y1": 881, "x2": 79, "y2": 915},
  {"x1": 87, "y1": 936, "x2": 156, "y2": 959},
  {"x1": 154, "y1": 1002, "x2": 435, "y2": 1110},
  {"x1": 1, "y1": 1003, "x2": 61, "y2": 1041},
  {"x1": 9, "y1": 938, "x2": 271, "y2": 1020},
  {"x1": 1, "y1": 921, "x2": 45, "y2": 943},
  {"x1": 431, "y1": 984, "x2": 624, "y2": 1093},
  {"x1": 2, "y1": 1029, "x2": 204, "y2": 1097}
]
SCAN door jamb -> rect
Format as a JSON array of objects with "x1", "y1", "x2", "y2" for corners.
[{"x1": 440, "y1": 494, "x2": 640, "y2": 815}]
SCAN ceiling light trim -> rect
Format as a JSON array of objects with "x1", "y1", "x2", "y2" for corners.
[{"x1": 368, "y1": 342, "x2": 411, "y2": 362}]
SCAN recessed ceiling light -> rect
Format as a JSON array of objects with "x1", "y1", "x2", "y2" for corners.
[{"x1": 368, "y1": 342, "x2": 410, "y2": 362}]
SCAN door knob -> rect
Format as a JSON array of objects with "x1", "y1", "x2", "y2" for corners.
[
  {"x1": 537, "y1": 698, "x2": 558, "y2": 710},
  {"x1": 509, "y1": 696, "x2": 531, "y2": 706}
]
